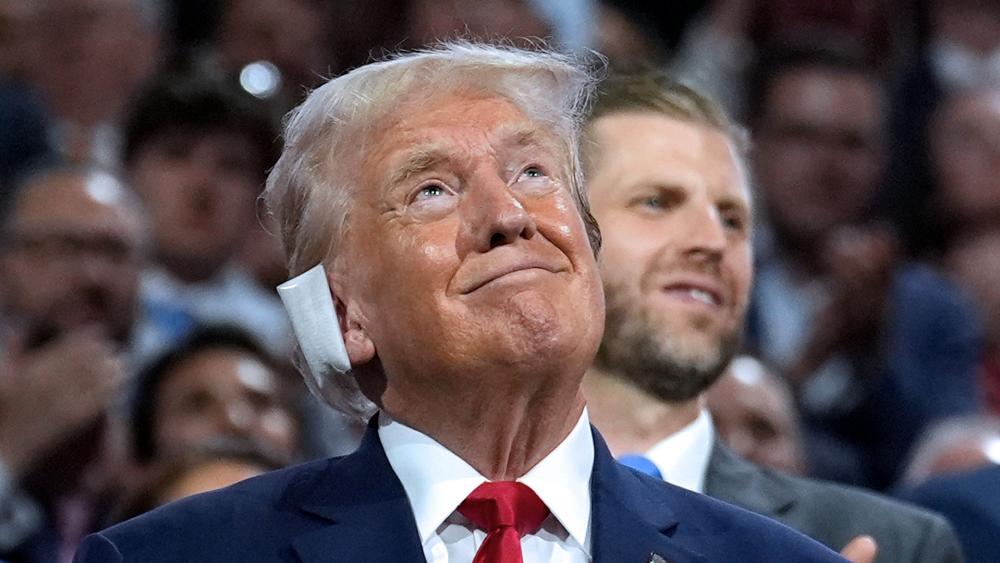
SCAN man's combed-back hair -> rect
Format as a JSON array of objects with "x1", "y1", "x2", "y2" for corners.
[
  {"x1": 263, "y1": 41, "x2": 602, "y2": 418},
  {"x1": 585, "y1": 69, "x2": 748, "y2": 154}
]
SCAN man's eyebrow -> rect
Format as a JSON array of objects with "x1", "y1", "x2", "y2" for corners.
[
  {"x1": 385, "y1": 145, "x2": 451, "y2": 189},
  {"x1": 718, "y1": 196, "x2": 752, "y2": 217},
  {"x1": 497, "y1": 123, "x2": 562, "y2": 152}
]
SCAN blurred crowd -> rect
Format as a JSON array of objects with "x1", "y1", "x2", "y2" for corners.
[{"x1": 0, "y1": 0, "x2": 998, "y2": 561}]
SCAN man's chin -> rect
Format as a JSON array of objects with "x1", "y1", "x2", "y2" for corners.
[
  {"x1": 652, "y1": 320, "x2": 730, "y2": 352},
  {"x1": 488, "y1": 316, "x2": 599, "y2": 378}
]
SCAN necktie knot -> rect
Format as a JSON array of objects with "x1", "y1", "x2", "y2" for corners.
[{"x1": 459, "y1": 481, "x2": 549, "y2": 537}]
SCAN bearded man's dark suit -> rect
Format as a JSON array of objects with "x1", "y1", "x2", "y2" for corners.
[
  {"x1": 704, "y1": 441, "x2": 963, "y2": 563},
  {"x1": 74, "y1": 424, "x2": 845, "y2": 563}
]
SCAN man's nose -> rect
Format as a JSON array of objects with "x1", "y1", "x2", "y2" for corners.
[
  {"x1": 680, "y1": 203, "x2": 727, "y2": 261},
  {"x1": 458, "y1": 172, "x2": 538, "y2": 255}
]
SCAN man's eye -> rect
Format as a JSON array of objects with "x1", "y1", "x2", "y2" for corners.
[
  {"x1": 520, "y1": 166, "x2": 544, "y2": 179},
  {"x1": 640, "y1": 196, "x2": 664, "y2": 209},
  {"x1": 415, "y1": 184, "x2": 447, "y2": 199},
  {"x1": 722, "y1": 211, "x2": 748, "y2": 233},
  {"x1": 402, "y1": 181, "x2": 458, "y2": 220}
]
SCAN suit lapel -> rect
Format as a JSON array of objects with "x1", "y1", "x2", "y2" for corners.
[
  {"x1": 589, "y1": 428, "x2": 707, "y2": 563},
  {"x1": 286, "y1": 423, "x2": 724, "y2": 562},
  {"x1": 287, "y1": 421, "x2": 425, "y2": 563},
  {"x1": 703, "y1": 440, "x2": 796, "y2": 518}
]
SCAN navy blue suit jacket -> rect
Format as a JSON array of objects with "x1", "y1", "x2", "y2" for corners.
[
  {"x1": 896, "y1": 464, "x2": 1000, "y2": 563},
  {"x1": 75, "y1": 424, "x2": 845, "y2": 562}
]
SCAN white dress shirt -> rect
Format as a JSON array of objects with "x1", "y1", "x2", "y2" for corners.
[
  {"x1": 379, "y1": 410, "x2": 594, "y2": 562},
  {"x1": 644, "y1": 409, "x2": 715, "y2": 493}
]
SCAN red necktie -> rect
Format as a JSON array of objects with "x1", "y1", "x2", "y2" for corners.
[{"x1": 458, "y1": 481, "x2": 550, "y2": 563}]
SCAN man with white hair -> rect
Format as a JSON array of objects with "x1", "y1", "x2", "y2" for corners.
[{"x1": 74, "y1": 43, "x2": 845, "y2": 562}]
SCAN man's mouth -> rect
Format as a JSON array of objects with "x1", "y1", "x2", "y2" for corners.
[
  {"x1": 659, "y1": 280, "x2": 724, "y2": 309},
  {"x1": 462, "y1": 260, "x2": 561, "y2": 294},
  {"x1": 664, "y1": 286, "x2": 720, "y2": 306}
]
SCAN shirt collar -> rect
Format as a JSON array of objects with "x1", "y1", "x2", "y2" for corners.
[
  {"x1": 379, "y1": 409, "x2": 594, "y2": 550},
  {"x1": 518, "y1": 408, "x2": 593, "y2": 550},
  {"x1": 644, "y1": 409, "x2": 714, "y2": 493}
]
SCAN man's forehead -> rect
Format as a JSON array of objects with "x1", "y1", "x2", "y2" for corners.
[
  {"x1": 383, "y1": 93, "x2": 555, "y2": 143},
  {"x1": 369, "y1": 96, "x2": 565, "y2": 185},
  {"x1": 767, "y1": 68, "x2": 880, "y2": 120},
  {"x1": 11, "y1": 174, "x2": 141, "y2": 234},
  {"x1": 144, "y1": 127, "x2": 258, "y2": 154},
  {"x1": 387, "y1": 120, "x2": 560, "y2": 160},
  {"x1": 591, "y1": 112, "x2": 749, "y2": 195}
]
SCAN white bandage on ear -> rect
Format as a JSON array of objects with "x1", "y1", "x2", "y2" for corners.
[{"x1": 277, "y1": 265, "x2": 352, "y2": 396}]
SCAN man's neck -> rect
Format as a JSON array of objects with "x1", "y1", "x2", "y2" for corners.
[
  {"x1": 380, "y1": 378, "x2": 586, "y2": 481},
  {"x1": 583, "y1": 368, "x2": 701, "y2": 456}
]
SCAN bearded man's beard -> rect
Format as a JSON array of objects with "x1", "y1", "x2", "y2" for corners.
[{"x1": 594, "y1": 282, "x2": 742, "y2": 402}]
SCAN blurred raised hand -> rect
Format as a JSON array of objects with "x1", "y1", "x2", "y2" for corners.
[{"x1": 0, "y1": 325, "x2": 125, "y2": 478}]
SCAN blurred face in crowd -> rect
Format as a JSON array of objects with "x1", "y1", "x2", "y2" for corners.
[
  {"x1": 128, "y1": 130, "x2": 260, "y2": 282},
  {"x1": 946, "y1": 231, "x2": 1000, "y2": 350},
  {"x1": 920, "y1": 438, "x2": 999, "y2": 479},
  {"x1": 706, "y1": 357, "x2": 806, "y2": 475},
  {"x1": 753, "y1": 67, "x2": 885, "y2": 248},
  {"x1": 217, "y1": 0, "x2": 327, "y2": 91},
  {"x1": 336, "y1": 90, "x2": 604, "y2": 406},
  {"x1": 0, "y1": 170, "x2": 144, "y2": 345},
  {"x1": 586, "y1": 112, "x2": 752, "y2": 401},
  {"x1": 904, "y1": 420, "x2": 1000, "y2": 485},
  {"x1": 153, "y1": 347, "x2": 298, "y2": 462},
  {"x1": 932, "y1": 88, "x2": 1000, "y2": 227},
  {"x1": 931, "y1": 0, "x2": 1000, "y2": 56},
  {"x1": 27, "y1": 0, "x2": 159, "y2": 125}
]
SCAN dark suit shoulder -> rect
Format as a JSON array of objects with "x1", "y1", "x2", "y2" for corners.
[
  {"x1": 614, "y1": 465, "x2": 847, "y2": 562},
  {"x1": 75, "y1": 458, "x2": 337, "y2": 563},
  {"x1": 707, "y1": 447, "x2": 962, "y2": 563}
]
